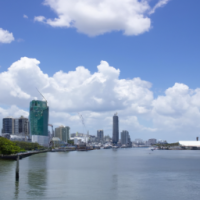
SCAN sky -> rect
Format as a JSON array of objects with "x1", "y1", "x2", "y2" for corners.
[{"x1": 0, "y1": 0, "x2": 200, "y2": 142}]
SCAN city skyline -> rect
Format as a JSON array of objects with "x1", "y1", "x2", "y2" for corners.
[{"x1": 0, "y1": 1, "x2": 200, "y2": 142}]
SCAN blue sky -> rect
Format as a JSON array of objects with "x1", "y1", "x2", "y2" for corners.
[
  {"x1": 0, "y1": 0, "x2": 200, "y2": 142},
  {"x1": 0, "y1": 0, "x2": 200, "y2": 92}
]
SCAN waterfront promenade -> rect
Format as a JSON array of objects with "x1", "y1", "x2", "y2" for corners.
[{"x1": 0, "y1": 150, "x2": 49, "y2": 160}]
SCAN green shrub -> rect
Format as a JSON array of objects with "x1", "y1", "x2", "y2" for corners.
[
  {"x1": 0, "y1": 137, "x2": 24, "y2": 155},
  {"x1": 13, "y1": 141, "x2": 44, "y2": 150}
]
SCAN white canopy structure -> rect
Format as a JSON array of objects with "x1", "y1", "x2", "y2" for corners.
[{"x1": 179, "y1": 141, "x2": 200, "y2": 147}]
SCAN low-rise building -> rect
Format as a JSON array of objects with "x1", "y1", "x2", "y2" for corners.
[{"x1": 179, "y1": 141, "x2": 200, "y2": 147}]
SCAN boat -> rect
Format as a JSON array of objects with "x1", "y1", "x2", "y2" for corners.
[
  {"x1": 149, "y1": 147, "x2": 157, "y2": 151},
  {"x1": 103, "y1": 144, "x2": 112, "y2": 149}
]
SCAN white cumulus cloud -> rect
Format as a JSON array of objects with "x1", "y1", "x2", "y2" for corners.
[
  {"x1": 34, "y1": 16, "x2": 46, "y2": 22},
  {"x1": 33, "y1": 0, "x2": 171, "y2": 36},
  {"x1": 1, "y1": 57, "x2": 200, "y2": 141},
  {"x1": 0, "y1": 28, "x2": 15, "y2": 43},
  {"x1": 152, "y1": 83, "x2": 200, "y2": 136}
]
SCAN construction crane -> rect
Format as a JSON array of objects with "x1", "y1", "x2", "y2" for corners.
[
  {"x1": 78, "y1": 113, "x2": 87, "y2": 132},
  {"x1": 48, "y1": 124, "x2": 54, "y2": 137},
  {"x1": 36, "y1": 88, "x2": 47, "y2": 103},
  {"x1": 78, "y1": 113, "x2": 88, "y2": 144}
]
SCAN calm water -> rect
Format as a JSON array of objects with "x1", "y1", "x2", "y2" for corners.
[{"x1": 1, "y1": 148, "x2": 200, "y2": 200}]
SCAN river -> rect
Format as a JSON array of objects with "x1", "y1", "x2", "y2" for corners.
[{"x1": 1, "y1": 148, "x2": 200, "y2": 200}]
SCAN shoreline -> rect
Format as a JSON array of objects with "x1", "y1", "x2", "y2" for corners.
[{"x1": 0, "y1": 150, "x2": 49, "y2": 160}]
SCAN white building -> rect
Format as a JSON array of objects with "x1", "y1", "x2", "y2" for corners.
[
  {"x1": 179, "y1": 141, "x2": 200, "y2": 147},
  {"x1": 70, "y1": 136, "x2": 89, "y2": 145}
]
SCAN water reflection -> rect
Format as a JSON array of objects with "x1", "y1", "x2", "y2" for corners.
[
  {"x1": 27, "y1": 153, "x2": 47, "y2": 198},
  {"x1": 2, "y1": 150, "x2": 200, "y2": 200},
  {"x1": 15, "y1": 181, "x2": 19, "y2": 199},
  {"x1": 0, "y1": 160, "x2": 16, "y2": 200},
  {"x1": 0, "y1": 160, "x2": 15, "y2": 174},
  {"x1": 111, "y1": 174, "x2": 118, "y2": 191}
]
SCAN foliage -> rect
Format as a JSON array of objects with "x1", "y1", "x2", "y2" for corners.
[
  {"x1": 13, "y1": 141, "x2": 45, "y2": 150},
  {"x1": 154, "y1": 142, "x2": 179, "y2": 147},
  {"x1": 0, "y1": 137, "x2": 24, "y2": 155}
]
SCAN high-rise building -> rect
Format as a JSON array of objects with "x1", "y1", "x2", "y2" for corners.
[
  {"x1": 112, "y1": 113, "x2": 119, "y2": 144},
  {"x1": 55, "y1": 126, "x2": 70, "y2": 142},
  {"x1": 97, "y1": 130, "x2": 104, "y2": 142},
  {"x1": 147, "y1": 138, "x2": 157, "y2": 145},
  {"x1": 14, "y1": 116, "x2": 29, "y2": 135},
  {"x1": 121, "y1": 130, "x2": 129, "y2": 145},
  {"x1": 71, "y1": 132, "x2": 85, "y2": 137},
  {"x1": 2, "y1": 117, "x2": 14, "y2": 134},
  {"x1": 29, "y1": 100, "x2": 49, "y2": 146},
  {"x1": 14, "y1": 118, "x2": 19, "y2": 134}
]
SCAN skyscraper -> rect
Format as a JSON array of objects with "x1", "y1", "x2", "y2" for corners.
[
  {"x1": 147, "y1": 138, "x2": 157, "y2": 145},
  {"x1": 2, "y1": 117, "x2": 14, "y2": 134},
  {"x1": 14, "y1": 118, "x2": 19, "y2": 134},
  {"x1": 112, "y1": 113, "x2": 119, "y2": 144},
  {"x1": 55, "y1": 126, "x2": 70, "y2": 142},
  {"x1": 29, "y1": 100, "x2": 49, "y2": 146},
  {"x1": 121, "y1": 130, "x2": 129, "y2": 145},
  {"x1": 19, "y1": 116, "x2": 29, "y2": 135},
  {"x1": 14, "y1": 116, "x2": 29, "y2": 135},
  {"x1": 97, "y1": 130, "x2": 104, "y2": 142}
]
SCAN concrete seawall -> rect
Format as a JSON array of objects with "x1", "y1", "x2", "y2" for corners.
[{"x1": 0, "y1": 150, "x2": 49, "y2": 160}]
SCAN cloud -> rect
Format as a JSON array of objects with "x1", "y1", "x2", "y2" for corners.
[
  {"x1": 0, "y1": 57, "x2": 200, "y2": 141},
  {"x1": 17, "y1": 38, "x2": 24, "y2": 43},
  {"x1": 34, "y1": 16, "x2": 46, "y2": 22},
  {"x1": 0, "y1": 105, "x2": 28, "y2": 119},
  {"x1": 33, "y1": 0, "x2": 170, "y2": 36},
  {"x1": 23, "y1": 14, "x2": 28, "y2": 19},
  {"x1": 34, "y1": 0, "x2": 152, "y2": 36},
  {"x1": 0, "y1": 28, "x2": 15, "y2": 43},
  {"x1": 152, "y1": 83, "x2": 200, "y2": 136},
  {"x1": 149, "y1": 0, "x2": 170, "y2": 14}
]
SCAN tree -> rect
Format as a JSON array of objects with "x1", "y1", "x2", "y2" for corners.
[
  {"x1": 0, "y1": 137, "x2": 24, "y2": 155},
  {"x1": 13, "y1": 141, "x2": 44, "y2": 150}
]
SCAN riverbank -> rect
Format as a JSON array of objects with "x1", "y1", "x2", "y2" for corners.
[{"x1": 0, "y1": 150, "x2": 49, "y2": 160}]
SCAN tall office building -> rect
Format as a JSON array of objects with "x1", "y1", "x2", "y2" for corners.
[
  {"x1": 14, "y1": 116, "x2": 29, "y2": 135},
  {"x1": 55, "y1": 126, "x2": 70, "y2": 143},
  {"x1": 112, "y1": 113, "x2": 119, "y2": 144},
  {"x1": 14, "y1": 118, "x2": 19, "y2": 134},
  {"x1": 121, "y1": 130, "x2": 129, "y2": 145},
  {"x1": 97, "y1": 130, "x2": 104, "y2": 142},
  {"x1": 147, "y1": 138, "x2": 157, "y2": 145},
  {"x1": 29, "y1": 100, "x2": 49, "y2": 146},
  {"x1": 2, "y1": 117, "x2": 14, "y2": 134}
]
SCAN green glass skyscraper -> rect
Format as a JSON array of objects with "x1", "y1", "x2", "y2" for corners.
[{"x1": 29, "y1": 100, "x2": 49, "y2": 146}]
